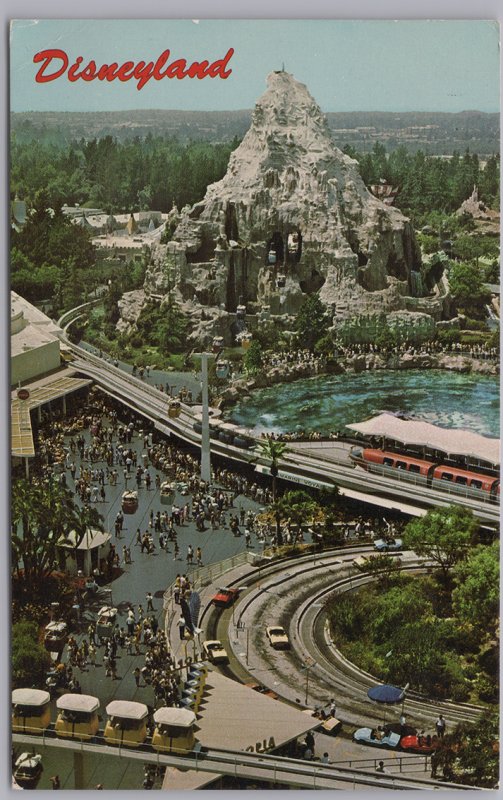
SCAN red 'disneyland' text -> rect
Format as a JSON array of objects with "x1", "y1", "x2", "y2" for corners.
[{"x1": 33, "y1": 48, "x2": 235, "y2": 90}]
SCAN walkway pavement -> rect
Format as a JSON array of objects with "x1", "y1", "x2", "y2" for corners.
[
  {"x1": 32, "y1": 413, "x2": 262, "y2": 789},
  {"x1": 77, "y1": 340, "x2": 202, "y2": 399}
]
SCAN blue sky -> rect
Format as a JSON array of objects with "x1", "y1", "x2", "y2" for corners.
[{"x1": 10, "y1": 19, "x2": 500, "y2": 113}]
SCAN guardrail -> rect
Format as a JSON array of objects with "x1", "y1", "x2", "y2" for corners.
[
  {"x1": 57, "y1": 298, "x2": 102, "y2": 330},
  {"x1": 163, "y1": 551, "x2": 256, "y2": 610},
  {"x1": 12, "y1": 731, "x2": 476, "y2": 790}
]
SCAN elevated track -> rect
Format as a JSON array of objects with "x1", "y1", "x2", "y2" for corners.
[{"x1": 63, "y1": 336, "x2": 499, "y2": 526}]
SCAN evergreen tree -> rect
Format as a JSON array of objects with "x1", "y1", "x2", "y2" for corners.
[{"x1": 295, "y1": 295, "x2": 329, "y2": 351}]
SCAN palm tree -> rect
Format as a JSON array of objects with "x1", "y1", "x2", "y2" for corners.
[
  {"x1": 12, "y1": 478, "x2": 103, "y2": 587},
  {"x1": 256, "y1": 438, "x2": 287, "y2": 503},
  {"x1": 270, "y1": 490, "x2": 319, "y2": 547}
]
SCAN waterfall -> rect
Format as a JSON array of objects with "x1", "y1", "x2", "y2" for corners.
[{"x1": 410, "y1": 271, "x2": 424, "y2": 297}]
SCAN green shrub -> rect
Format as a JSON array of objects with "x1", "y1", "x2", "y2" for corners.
[
  {"x1": 474, "y1": 675, "x2": 499, "y2": 704},
  {"x1": 450, "y1": 682, "x2": 470, "y2": 702},
  {"x1": 12, "y1": 621, "x2": 51, "y2": 689}
]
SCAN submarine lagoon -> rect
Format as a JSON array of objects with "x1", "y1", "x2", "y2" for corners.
[{"x1": 227, "y1": 370, "x2": 500, "y2": 438}]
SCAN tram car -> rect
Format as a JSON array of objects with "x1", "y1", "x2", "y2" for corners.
[
  {"x1": 104, "y1": 700, "x2": 148, "y2": 747},
  {"x1": 122, "y1": 490, "x2": 138, "y2": 514},
  {"x1": 168, "y1": 400, "x2": 181, "y2": 419},
  {"x1": 12, "y1": 687, "x2": 207, "y2": 759},
  {"x1": 44, "y1": 620, "x2": 68, "y2": 654},
  {"x1": 212, "y1": 336, "x2": 224, "y2": 353},
  {"x1": 350, "y1": 446, "x2": 499, "y2": 502},
  {"x1": 12, "y1": 689, "x2": 51, "y2": 735},
  {"x1": 430, "y1": 465, "x2": 499, "y2": 498},
  {"x1": 239, "y1": 332, "x2": 253, "y2": 350},
  {"x1": 215, "y1": 360, "x2": 230, "y2": 379},
  {"x1": 96, "y1": 606, "x2": 118, "y2": 641},
  {"x1": 151, "y1": 707, "x2": 197, "y2": 754},
  {"x1": 55, "y1": 694, "x2": 100, "y2": 741},
  {"x1": 160, "y1": 481, "x2": 175, "y2": 505},
  {"x1": 13, "y1": 753, "x2": 43, "y2": 789}
]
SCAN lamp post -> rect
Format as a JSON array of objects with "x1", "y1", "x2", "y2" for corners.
[{"x1": 302, "y1": 657, "x2": 316, "y2": 705}]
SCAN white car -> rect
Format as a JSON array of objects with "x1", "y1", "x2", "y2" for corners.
[
  {"x1": 266, "y1": 626, "x2": 290, "y2": 650},
  {"x1": 202, "y1": 639, "x2": 229, "y2": 664}
]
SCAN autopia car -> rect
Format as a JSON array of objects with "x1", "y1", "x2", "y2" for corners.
[
  {"x1": 211, "y1": 587, "x2": 240, "y2": 607},
  {"x1": 202, "y1": 639, "x2": 229, "y2": 664},
  {"x1": 353, "y1": 727, "x2": 401, "y2": 749},
  {"x1": 266, "y1": 626, "x2": 290, "y2": 649},
  {"x1": 373, "y1": 537, "x2": 403, "y2": 552}
]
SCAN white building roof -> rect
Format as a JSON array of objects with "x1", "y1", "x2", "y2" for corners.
[
  {"x1": 162, "y1": 671, "x2": 319, "y2": 791},
  {"x1": 347, "y1": 413, "x2": 500, "y2": 466},
  {"x1": 11, "y1": 292, "x2": 62, "y2": 337}
]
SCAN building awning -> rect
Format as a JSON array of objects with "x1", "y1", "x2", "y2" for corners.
[
  {"x1": 346, "y1": 413, "x2": 500, "y2": 467},
  {"x1": 11, "y1": 371, "x2": 92, "y2": 459},
  {"x1": 11, "y1": 372, "x2": 92, "y2": 411},
  {"x1": 163, "y1": 670, "x2": 319, "y2": 791},
  {"x1": 255, "y1": 463, "x2": 336, "y2": 491},
  {"x1": 57, "y1": 529, "x2": 111, "y2": 551},
  {"x1": 11, "y1": 401, "x2": 35, "y2": 457}
]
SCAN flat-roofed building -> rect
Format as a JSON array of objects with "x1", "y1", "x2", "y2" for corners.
[
  {"x1": 11, "y1": 292, "x2": 63, "y2": 386},
  {"x1": 162, "y1": 670, "x2": 319, "y2": 791}
]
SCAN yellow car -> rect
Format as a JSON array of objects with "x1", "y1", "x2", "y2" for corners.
[
  {"x1": 202, "y1": 639, "x2": 229, "y2": 664},
  {"x1": 266, "y1": 626, "x2": 290, "y2": 650}
]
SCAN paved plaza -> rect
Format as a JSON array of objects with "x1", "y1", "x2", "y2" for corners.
[{"x1": 29, "y1": 405, "x2": 264, "y2": 789}]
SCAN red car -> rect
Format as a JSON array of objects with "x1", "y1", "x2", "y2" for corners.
[
  {"x1": 245, "y1": 682, "x2": 279, "y2": 700},
  {"x1": 211, "y1": 587, "x2": 240, "y2": 607},
  {"x1": 400, "y1": 734, "x2": 439, "y2": 754}
]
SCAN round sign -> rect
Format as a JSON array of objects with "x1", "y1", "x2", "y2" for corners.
[{"x1": 17, "y1": 388, "x2": 30, "y2": 400}]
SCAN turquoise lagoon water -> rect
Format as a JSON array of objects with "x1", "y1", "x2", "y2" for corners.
[{"x1": 227, "y1": 370, "x2": 500, "y2": 438}]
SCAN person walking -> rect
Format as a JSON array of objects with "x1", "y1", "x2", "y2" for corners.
[
  {"x1": 305, "y1": 730, "x2": 315, "y2": 756},
  {"x1": 134, "y1": 667, "x2": 141, "y2": 687},
  {"x1": 435, "y1": 714, "x2": 446, "y2": 739},
  {"x1": 146, "y1": 592, "x2": 154, "y2": 612},
  {"x1": 329, "y1": 698, "x2": 337, "y2": 718},
  {"x1": 196, "y1": 547, "x2": 202, "y2": 566},
  {"x1": 178, "y1": 617, "x2": 186, "y2": 641}
]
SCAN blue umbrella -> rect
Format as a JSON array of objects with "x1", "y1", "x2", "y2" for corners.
[
  {"x1": 367, "y1": 684, "x2": 406, "y2": 724},
  {"x1": 367, "y1": 685, "x2": 405, "y2": 704}
]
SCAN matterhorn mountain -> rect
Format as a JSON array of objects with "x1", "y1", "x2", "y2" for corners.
[{"x1": 129, "y1": 71, "x2": 437, "y2": 345}]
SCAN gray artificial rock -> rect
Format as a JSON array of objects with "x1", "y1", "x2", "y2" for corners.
[{"x1": 131, "y1": 70, "x2": 448, "y2": 344}]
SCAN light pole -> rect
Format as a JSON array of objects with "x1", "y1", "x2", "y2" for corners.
[{"x1": 302, "y1": 658, "x2": 315, "y2": 705}]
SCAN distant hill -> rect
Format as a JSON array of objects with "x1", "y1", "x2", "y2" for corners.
[{"x1": 10, "y1": 108, "x2": 499, "y2": 155}]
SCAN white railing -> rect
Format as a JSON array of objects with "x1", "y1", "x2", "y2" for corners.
[{"x1": 163, "y1": 551, "x2": 256, "y2": 610}]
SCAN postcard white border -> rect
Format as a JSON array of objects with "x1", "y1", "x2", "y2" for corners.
[{"x1": 3, "y1": 3, "x2": 502, "y2": 799}]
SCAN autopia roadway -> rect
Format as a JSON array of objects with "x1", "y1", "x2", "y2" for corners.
[{"x1": 195, "y1": 546, "x2": 485, "y2": 732}]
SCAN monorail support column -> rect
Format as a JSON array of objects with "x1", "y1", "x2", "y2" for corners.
[
  {"x1": 73, "y1": 751, "x2": 85, "y2": 789},
  {"x1": 200, "y1": 352, "x2": 211, "y2": 484}
]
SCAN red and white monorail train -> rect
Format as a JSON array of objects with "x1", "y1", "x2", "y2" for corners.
[{"x1": 350, "y1": 446, "x2": 499, "y2": 503}]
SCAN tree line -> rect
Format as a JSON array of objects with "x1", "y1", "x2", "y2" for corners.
[
  {"x1": 10, "y1": 133, "x2": 240, "y2": 214},
  {"x1": 343, "y1": 142, "x2": 500, "y2": 220}
]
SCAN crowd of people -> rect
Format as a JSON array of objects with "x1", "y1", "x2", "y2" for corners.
[
  {"x1": 262, "y1": 348, "x2": 328, "y2": 375},
  {"x1": 332, "y1": 339, "x2": 499, "y2": 361}
]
